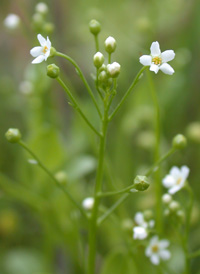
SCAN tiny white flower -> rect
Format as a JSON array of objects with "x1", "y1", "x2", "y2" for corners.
[
  {"x1": 133, "y1": 226, "x2": 148, "y2": 240},
  {"x1": 82, "y1": 197, "x2": 94, "y2": 210},
  {"x1": 135, "y1": 212, "x2": 148, "y2": 228},
  {"x1": 145, "y1": 236, "x2": 171, "y2": 265},
  {"x1": 162, "y1": 166, "x2": 190, "y2": 195},
  {"x1": 162, "y1": 193, "x2": 172, "y2": 204},
  {"x1": 139, "y1": 41, "x2": 175, "y2": 75},
  {"x1": 35, "y1": 2, "x2": 49, "y2": 14},
  {"x1": 30, "y1": 34, "x2": 51, "y2": 64},
  {"x1": 4, "y1": 14, "x2": 20, "y2": 30},
  {"x1": 107, "y1": 62, "x2": 121, "y2": 78}
]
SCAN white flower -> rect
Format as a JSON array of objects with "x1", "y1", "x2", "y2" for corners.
[
  {"x1": 30, "y1": 34, "x2": 51, "y2": 64},
  {"x1": 4, "y1": 14, "x2": 20, "y2": 30},
  {"x1": 162, "y1": 166, "x2": 190, "y2": 195},
  {"x1": 82, "y1": 197, "x2": 94, "y2": 210},
  {"x1": 107, "y1": 62, "x2": 121, "y2": 78},
  {"x1": 133, "y1": 226, "x2": 148, "y2": 240},
  {"x1": 139, "y1": 41, "x2": 175, "y2": 75},
  {"x1": 145, "y1": 236, "x2": 171, "y2": 265},
  {"x1": 35, "y1": 2, "x2": 49, "y2": 14}
]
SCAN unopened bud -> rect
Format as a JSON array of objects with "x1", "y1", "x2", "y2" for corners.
[
  {"x1": 82, "y1": 197, "x2": 94, "y2": 211},
  {"x1": 143, "y1": 210, "x2": 153, "y2": 221},
  {"x1": 98, "y1": 70, "x2": 108, "y2": 83},
  {"x1": 55, "y1": 171, "x2": 68, "y2": 185},
  {"x1": 93, "y1": 52, "x2": 104, "y2": 68},
  {"x1": 176, "y1": 210, "x2": 185, "y2": 222},
  {"x1": 169, "y1": 201, "x2": 180, "y2": 212},
  {"x1": 35, "y1": 2, "x2": 49, "y2": 15},
  {"x1": 5, "y1": 128, "x2": 21, "y2": 143},
  {"x1": 43, "y1": 22, "x2": 55, "y2": 34},
  {"x1": 50, "y1": 47, "x2": 56, "y2": 57},
  {"x1": 162, "y1": 193, "x2": 172, "y2": 204},
  {"x1": 47, "y1": 64, "x2": 60, "y2": 78},
  {"x1": 4, "y1": 14, "x2": 21, "y2": 30},
  {"x1": 107, "y1": 62, "x2": 121, "y2": 78},
  {"x1": 172, "y1": 134, "x2": 187, "y2": 149},
  {"x1": 89, "y1": 19, "x2": 101, "y2": 35},
  {"x1": 133, "y1": 175, "x2": 150, "y2": 191},
  {"x1": 105, "y1": 36, "x2": 116, "y2": 53}
]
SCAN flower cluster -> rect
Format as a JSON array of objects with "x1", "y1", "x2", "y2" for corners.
[{"x1": 133, "y1": 211, "x2": 154, "y2": 240}]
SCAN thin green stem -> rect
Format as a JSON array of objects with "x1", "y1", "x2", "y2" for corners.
[
  {"x1": 108, "y1": 66, "x2": 147, "y2": 121},
  {"x1": 96, "y1": 68, "x2": 104, "y2": 100},
  {"x1": 57, "y1": 77, "x2": 101, "y2": 137},
  {"x1": 97, "y1": 184, "x2": 135, "y2": 197},
  {"x1": 87, "y1": 97, "x2": 109, "y2": 274},
  {"x1": 56, "y1": 51, "x2": 102, "y2": 118},
  {"x1": 18, "y1": 140, "x2": 87, "y2": 219},
  {"x1": 108, "y1": 53, "x2": 111, "y2": 64},
  {"x1": 94, "y1": 35, "x2": 99, "y2": 52},
  {"x1": 188, "y1": 250, "x2": 200, "y2": 259},
  {"x1": 147, "y1": 70, "x2": 162, "y2": 233},
  {"x1": 97, "y1": 194, "x2": 129, "y2": 225}
]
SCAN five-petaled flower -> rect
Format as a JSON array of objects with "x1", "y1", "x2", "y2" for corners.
[
  {"x1": 30, "y1": 34, "x2": 51, "y2": 64},
  {"x1": 162, "y1": 165, "x2": 190, "y2": 195},
  {"x1": 145, "y1": 236, "x2": 171, "y2": 265},
  {"x1": 139, "y1": 41, "x2": 175, "y2": 75}
]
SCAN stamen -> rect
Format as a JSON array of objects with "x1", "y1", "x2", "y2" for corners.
[
  {"x1": 152, "y1": 245, "x2": 159, "y2": 253},
  {"x1": 152, "y1": 56, "x2": 162, "y2": 65},
  {"x1": 176, "y1": 178, "x2": 182, "y2": 185},
  {"x1": 43, "y1": 46, "x2": 48, "y2": 53}
]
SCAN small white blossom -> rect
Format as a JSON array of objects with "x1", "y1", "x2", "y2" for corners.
[
  {"x1": 133, "y1": 226, "x2": 148, "y2": 240},
  {"x1": 145, "y1": 236, "x2": 171, "y2": 265},
  {"x1": 139, "y1": 41, "x2": 175, "y2": 75},
  {"x1": 104, "y1": 36, "x2": 116, "y2": 53},
  {"x1": 30, "y1": 34, "x2": 51, "y2": 64},
  {"x1": 162, "y1": 193, "x2": 172, "y2": 204},
  {"x1": 162, "y1": 166, "x2": 190, "y2": 195},
  {"x1": 82, "y1": 197, "x2": 94, "y2": 210},
  {"x1": 4, "y1": 14, "x2": 20, "y2": 30},
  {"x1": 93, "y1": 52, "x2": 104, "y2": 68},
  {"x1": 107, "y1": 62, "x2": 121, "y2": 78}
]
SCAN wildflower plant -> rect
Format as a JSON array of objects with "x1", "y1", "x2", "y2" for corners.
[{"x1": 4, "y1": 14, "x2": 198, "y2": 274}]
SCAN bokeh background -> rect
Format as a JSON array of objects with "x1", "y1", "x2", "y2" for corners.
[{"x1": 1, "y1": 0, "x2": 200, "y2": 273}]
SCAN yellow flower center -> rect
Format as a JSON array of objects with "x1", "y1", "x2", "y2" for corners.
[
  {"x1": 151, "y1": 244, "x2": 159, "y2": 253},
  {"x1": 43, "y1": 46, "x2": 48, "y2": 54},
  {"x1": 152, "y1": 56, "x2": 162, "y2": 65},
  {"x1": 176, "y1": 177, "x2": 182, "y2": 185}
]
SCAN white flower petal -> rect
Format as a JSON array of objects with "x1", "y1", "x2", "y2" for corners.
[
  {"x1": 139, "y1": 55, "x2": 152, "y2": 66},
  {"x1": 150, "y1": 254, "x2": 160, "y2": 265},
  {"x1": 159, "y1": 239, "x2": 170, "y2": 249},
  {"x1": 161, "y1": 50, "x2": 175, "y2": 63},
  {"x1": 159, "y1": 250, "x2": 171, "y2": 261},
  {"x1": 150, "y1": 64, "x2": 159, "y2": 74},
  {"x1": 170, "y1": 166, "x2": 180, "y2": 177},
  {"x1": 30, "y1": 46, "x2": 43, "y2": 57},
  {"x1": 32, "y1": 55, "x2": 45, "y2": 64},
  {"x1": 46, "y1": 36, "x2": 51, "y2": 48},
  {"x1": 133, "y1": 226, "x2": 148, "y2": 240},
  {"x1": 37, "y1": 34, "x2": 46, "y2": 46},
  {"x1": 145, "y1": 246, "x2": 152, "y2": 257},
  {"x1": 168, "y1": 185, "x2": 182, "y2": 194},
  {"x1": 159, "y1": 63, "x2": 174, "y2": 75},
  {"x1": 150, "y1": 236, "x2": 159, "y2": 245},
  {"x1": 44, "y1": 50, "x2": 50, "y2": 60},
  {"x1": 181, "y1": 166, "x2": 190, "y2": 179},
  {"x1": 134, "y1": 212, "x2": 144, "y2": 225},
  {"x1": 162, "y1": 175, "x2": 175, "y2": 188},
  {"x1": 150, "y1": 41, "x2": 161, "y2": 56}
]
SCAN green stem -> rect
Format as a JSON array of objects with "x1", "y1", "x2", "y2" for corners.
[
  {"x1": 97, "y1": 194, "x2": 129, "y2": 225},
  {"x1": 94, "y1": 35, "x2": 99, "y2": 52},
  {"x1": 96, "y1": 68, "x2": 104, "y2": 100},
  {"x1": 97, "y1": 184, "x2": 135, "y2": 197},
  {"x1": 57, "y1": 77, "x2": 101, "y2": 137},
  {"x1": 147, "y1": 70, "x2": 162, "y2": 233},
  {"x1": 18, "y1": 140, "x2": 87, "y2": 219},
  {"x1": 56, "y1": 51, "x2": 102, "y2": 118},
  {"x1": 108, "y1": 66, "x2": 147, "y2": 121},
  {"x1": 87, "y1": 98, "x2": 109, "y2": 274},
  {"x1": 108, "y1": 53, "x2": 111, "y2": 64},
  {"x1": 188, "y1": 250, "x2": 200, "y2": 259}
]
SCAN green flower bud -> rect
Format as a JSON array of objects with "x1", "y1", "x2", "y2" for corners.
[
  {"x1": 172, "y1": 134, "x2": 187, "y2": 149},
  {"x1": 89, "y1": 19, "x2": 101, "y2": 35},
  {"x1": 104, "y1": 36, "x2": 116, "y2": 53},
  {"x1": 186, "y1": 122, "x2": 200, "y2": 144},
  {"x1": 43, "y1": 22, "x2": 55, "y2": 34},
  {"x1": 50, "y1": 47, "x2": 57, "y2": 57},
  {"x1": 98, "y1": 70, "x2": 108, "y2": 83},
  {"x1": 32, "y1": 13, "x2": 44, "y2": 29},
  {"x1": 107, "y1": 62, "x2": 121, "y2": 78},
  {"x1": 143, "y1": 210, "x2": 153, "y2": 221},
  {"x1": 133, "y1": 175, "x2": 150, "y2": 191},
  {"x1": 162, "y1": 193, "x2": 172, "y2": 204},
  {"x1": 47, "y1": 64, "x2": 60, "y2": 78},
  {"x1": 5, "y1": 128, "x2": 21, "y2": 143},
  {"x1": 169, "y1": 201, "x2": 180, "y2": 212},
  {"x1": 35, "y1": 2, "x2": 49, "y2": 15},
  {"x1": 176, "y1": 210, "x2": 185, "y2": 222},
  {"x1": 93, "y1": 52, "x2": 104, "y2": 68},
  {"x1": 55, "y1": 171, "x2": 68, "y2": 185}
]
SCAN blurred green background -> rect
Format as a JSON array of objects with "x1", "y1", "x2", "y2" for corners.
[{"x1": 1, "y1": 0, "x2": 200, "y2": 273}]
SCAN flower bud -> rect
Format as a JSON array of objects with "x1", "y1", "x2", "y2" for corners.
[
  {"x1": 5, "y1": 128, "x2": 21, "y2": 143},
  {"x1": 50, "y1": 47, "x2": 57, "y2": 57},
  {"x1": 89, "y1": 19, "x2": 101, "y2": 35},
  {"x1": 47, "y1": 64, "x2": 60, "y2": 78},
  {"x1": 133, "y1": 175, "x2": 150, "y2": 191},
  {"x1": 186, "y1": 122, "x2": 200, "y2": 144},
  {"x1": 104, "y1": 36, "x2": 116, "y2": 53},
  {"x1": 93, "y1": 52, "x2": 104, "y2": 68},
  {"x1": 35, "y1": 2, "x2": 49, "y2": 15},
  {"x1": 82, "y1": 197, "x2": 94, "y2": 211},
  {"x1": 162, "y1": 193, "x2": 172, "y2": 204},
  {"x1": 176, "y1": 210, "x2": 185, "y2": 222},
  {"x1": 32, "y1": 13, "x2": 44, "y2": 29},
  {"x1": 169, "y1": 201, "x2": 180, "y2": 212},
  {"x1": 172, "y1": 134, "x2": 187, "y2": 149},
  {"x1": 55, "y1": 171, "x2": 68, "y2": 185},
  {"x1": 107, "y1": 62, "x2": 121, "y2": 78},
  {"x1": 143, "y1": 210, "x2": 153, "y2": 221},
  {"x1": 4, "y1": 14, "x2": 21, "y2": 30},
  {"x1": 43, "y1": 22, "x2": 55, "y2": 34},
  {"x1": 98, "y1": 71, "x2": 108, "y2": 83}
]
